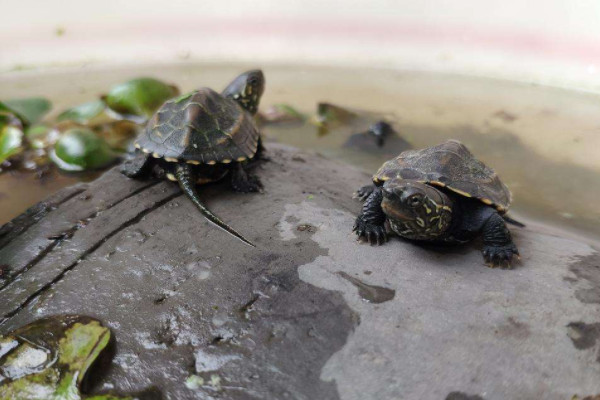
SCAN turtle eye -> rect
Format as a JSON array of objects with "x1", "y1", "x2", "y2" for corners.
[{"x1": 408, "y1": 195, "x2": 422, "y2": 207}]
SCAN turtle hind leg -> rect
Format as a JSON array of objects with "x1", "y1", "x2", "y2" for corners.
[
  {"x1": 231, "y1": 163, "x2": 263, "y2": 193},
  {"x1": 120, "y1": 152, "x2": 152, "y2": 179},
  {"x1": 175, "y1": 163, "x2": 256, "y2": 247},
  {"x1": 253, "y1": 136, "x2": 270, "y2": 162}
]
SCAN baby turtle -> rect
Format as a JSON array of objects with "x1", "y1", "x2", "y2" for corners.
[
  {"x1": 367, "y1": 120, "x2": 395, "y2": 147},
  {"x1": 121, "y1": 70, "x2": 265, "y2": 247},
  {"x1": 353, "y1": 140, "x2": 521, "y2": 267}
]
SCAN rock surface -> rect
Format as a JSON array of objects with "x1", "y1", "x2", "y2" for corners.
[{"x1": 0, "y1": 144, "x2": 599, "y2": 400}]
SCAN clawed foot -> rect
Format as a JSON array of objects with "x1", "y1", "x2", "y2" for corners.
[
  {"x1": 353, "y1": 185, "x2": 376, "y2": 202},
  {"x1": 482, "y1": 244, "x2": 520, "y2": 268},
  {"x1": 353, "y1": 215, "x2": 387, "y2": 245},
  {"x1": 232, "y1": 175, "x2": 263, "y2": 193}
]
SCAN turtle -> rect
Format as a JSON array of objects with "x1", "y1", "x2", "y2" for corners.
[
  {"x1": 353, "y1": 140, "x2": 522, "y2": 267},
  {"x1": 367, "y1": 120, "x2": 395, "y2": 147},
  {"x1": 120, "y1": 70, "x2": 266, "y2": 247}
]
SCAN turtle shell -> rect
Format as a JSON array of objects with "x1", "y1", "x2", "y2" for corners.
[
  {"x1": 373, "y1": 140, "x2": 511, "y2": 212},
  {"x1": 135, "y1": 88, "x2": 259, "y2": 165}
]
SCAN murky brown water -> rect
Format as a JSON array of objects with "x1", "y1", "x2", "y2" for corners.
[{"x1": 2, "y1": 63, "x2": 600, "y2": 242}]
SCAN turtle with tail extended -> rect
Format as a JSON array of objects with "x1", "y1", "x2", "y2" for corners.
[
  {"x1": 353, "y1": 140, "x2": 522, "y2": 267},
  {"x1": 120, "y1": 70, "x2": 265, "y2": 247}
]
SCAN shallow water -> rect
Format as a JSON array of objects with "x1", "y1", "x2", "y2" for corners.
[{"x1": 1, "y1": 63, "x2": 600, "y2": 242}]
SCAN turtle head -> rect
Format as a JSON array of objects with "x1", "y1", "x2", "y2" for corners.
[
  {"x1": 222, "y1": 69, "x2": 265, "y2": 115},
  {"x1": 381, "y1": 180, "x2": 453, "y2": 236}
]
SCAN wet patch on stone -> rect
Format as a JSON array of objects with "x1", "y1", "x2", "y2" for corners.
[
  {"x1": 495, "y1": 316, "x2": 531, "y2": 340},
  {"x1": 337, "y1": 271, "x2": 395, "y2": 304},
  {"x1": 566, "y1": 253, "x2": 600, "y2": 304},
  {"x1": 566, "y1": 322, "x2": 600, "y2": 362},
  {"x1": 288, "y1": 198, "x2": 600, "y2": 399}
]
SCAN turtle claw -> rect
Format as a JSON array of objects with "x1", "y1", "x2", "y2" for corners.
[
  {"x1": 482, "y1": 244, "x2": 519, "y2": 269},
  {"x1": 354, "y1": 185, "x2": 376, "y2": 202},
  {"x1": 353, "y1": 216, "x2": 387, "y2": 245}
]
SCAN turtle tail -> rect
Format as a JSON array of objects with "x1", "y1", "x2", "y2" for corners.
[{"x1": 175, "y1": 163, "x2": 256, "y2": 247}]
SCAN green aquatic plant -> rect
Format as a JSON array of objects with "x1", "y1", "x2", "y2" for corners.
[
  {"x1": 93, "y1": 121, "x2": 141, "y2": 152},
  {"x1": 258, "y1": 103, "x2": 305, "y2": 125},
  {"x1": 0, "y1": 78, "x2": 181, "y2": 174},
  {"x1": 25, "y1": 124, "x2": 57, "y2": 150},
  {"x1": 0, "y1": 98, "x2": 51, "y2": 167},
  {"x1": 57, "y1": 100, "x2": 109, "y2": 125},
  {"x1": 0, "y1": 315, "x2": 142, "y2": 399},
  {"x1": 0, "y1": 97, "x2": 51, "y2": 126},
  {"x1": 313, "y1": 102, "x2": 359, "y2": 135},
  {"x1": 104, "y1": 78, "x2": 179, "y2": 118},
  {"x1": 0, "y1": 110, "x2": 23, "y2": 129},
  {"x1": 51, "y1": 128, "x2": 117, "y2": 171},
  {"x1": 0, "y1": 125, "x2": 24, "y2": 164}
]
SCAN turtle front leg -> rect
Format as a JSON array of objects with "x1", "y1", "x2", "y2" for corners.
[
  {"x1": 353, "y1": 187, "x2": 387, "y2": 245},
  {"x1": 120, "y1": 152, "x2": 152, "y2": 179},
  {"x1": 231, "y1": 163, "x2": 263, "y2": 193},
  {"x1": 481, "y1": 212, "x2": 519, "y2": 268},
  {"x1": 354, "y1": 184, "x2": 376, "y2": 202}
]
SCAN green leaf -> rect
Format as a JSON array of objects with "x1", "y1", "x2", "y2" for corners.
[
  {"x1": 93, "y1": 120, "x2": 142, "y2": 152},
  {"x1": 0, "y1": 315, "x2": 140, "y2": 400},
  {"x1": 0, "y1": 125, "x2": 24, "y2": 163},
  {"x1": 1, "y1": 97, "x2": 51, "y2": 125},
  {"x1": 315, "y1": 102, "x2": 358, "y2": 126},
  {"x1": 57, "y1": 100, "x2": 107, "y2": 124},
  {"x1": 59, "y1": 322, "x2": 110, "y2": 379},
  {"x1": 0, "y1": 110, "x2": 22, "y2": 128},
  {"x1": 105, "y1": 78, "x2": 179, "y2": 118},
  {"x1": 51, "y1": 128, "x2": 117, "y2": 171},
  {"x1": 275, "y1": 104, "x2": 304, "y2": 119},
  {"x1": 313, "y1": 102, "x2": 359, "y2": 136},
  {"x1": 25, "y1": 124, "x2": 53, "y2": 149}
]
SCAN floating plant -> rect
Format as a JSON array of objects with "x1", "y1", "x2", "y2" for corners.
[
  {"x1": 51, "y1": 128, "x2": 118, "y2": 171},
  {"x1": 104, "y1": 78, "x2": 179, "y2": 119},
  {"x1": 0, "y1": 315, "x2": 151, "y2": 399}
]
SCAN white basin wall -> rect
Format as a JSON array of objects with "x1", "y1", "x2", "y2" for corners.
[{"x1": 3, "y1": 0, "x2": 600, "y2": 93}]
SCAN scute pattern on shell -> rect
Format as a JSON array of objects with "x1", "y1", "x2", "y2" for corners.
[
  {"x1": 373, "y1": 140, "x2": 511, "y2": 212},
  {"x1": 135, "y1": 88, "x2": 259, "y2": 164}
]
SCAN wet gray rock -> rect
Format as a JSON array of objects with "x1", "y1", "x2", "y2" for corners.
[{"x1": 1, "y1": 144, "x2": 599, "y2": 400}]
